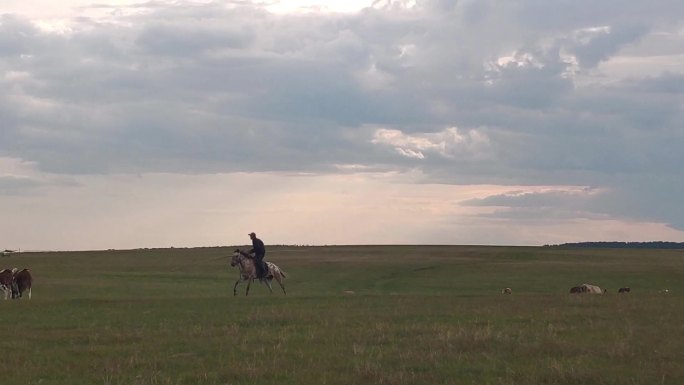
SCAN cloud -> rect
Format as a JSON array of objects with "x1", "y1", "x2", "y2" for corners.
[
  {"x1": 1, "y1": 1, "x2": 684, "y2": 245},
  {"x1": 0, "y1": 157, "x2": 80, "y2": 195},
  {"x1": 459, "y1": 187, "x2": 608, "y2": 222},
  {"x1": 371, "y1": 126, "x2": 491, "y2": 160},
  {"x1": 461, "y1": 187, "x2": 602, "y2": 208},
  {"x1": 2, "y1": 1, "x2": 681, "y2": 177},
  {"x1": 569, "y1": 24, "x2": 648, "y2": 69},
  {"x1": 0, "y1": 175, "x2": 44, "y2": 195},
  {"x1": 460, "y1": 181, "x2": 684, "y2": 232}
]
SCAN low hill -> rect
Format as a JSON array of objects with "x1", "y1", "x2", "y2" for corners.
[{"x1": 544, "y1": 241, "x2": 684, "y2": 249}]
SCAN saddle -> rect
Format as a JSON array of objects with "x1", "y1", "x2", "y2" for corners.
[{"x1": 258, "y1": 264, "x2": 272, "y2": 279}]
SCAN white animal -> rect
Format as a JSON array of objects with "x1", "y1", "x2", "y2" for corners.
[{"x1": 580, "y1": 283, "x2": 605, "y2": 294}]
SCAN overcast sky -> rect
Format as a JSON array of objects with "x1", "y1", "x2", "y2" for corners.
[{"x1": 2, "y1": 0, "x2": 684, "y2": 250}]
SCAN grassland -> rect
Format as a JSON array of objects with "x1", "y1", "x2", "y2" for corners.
[{"x1": 0, "y1": 245, "x2": 682, "y2": 385}]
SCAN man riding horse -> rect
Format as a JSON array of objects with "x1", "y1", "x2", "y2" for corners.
[{"x1": 248, "y1": 232, "x2": 269, "y2": 279}]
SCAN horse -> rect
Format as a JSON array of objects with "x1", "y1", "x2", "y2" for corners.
[{"x1": 230, "y1": 249, "x2": 287, "y2": 296}]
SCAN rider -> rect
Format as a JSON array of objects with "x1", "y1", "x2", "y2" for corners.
[{"x1": 248, "y1": 232, "x2": 268, "y2": 279}]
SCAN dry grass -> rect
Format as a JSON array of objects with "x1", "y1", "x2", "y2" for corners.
[{"x1": 0, "y1": 246, "x2": 682, "y2": 384}]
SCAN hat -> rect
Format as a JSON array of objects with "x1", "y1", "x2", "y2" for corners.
[{"x1": 248, "y1": 232, "x2": 256, "y2": 236}]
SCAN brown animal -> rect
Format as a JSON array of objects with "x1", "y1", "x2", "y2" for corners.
[
  {"x1": 569, "y1": 286, "x2": 585, "y2": 294},
  {"x1": 13, "y1": 269, "x2": 32, "y2": 299},
  {"x1": 231, "y1": 249, "x2": 287, "y2": 296},
  {"x1": 0, "y1": 269, "x2": 14, "y2": 299},
  {"x1": 618, "y1": 287, "x2": 631, "y2": 293}
]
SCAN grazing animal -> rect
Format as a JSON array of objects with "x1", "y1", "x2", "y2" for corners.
[
  {"x1": 13, "y1": 269, "x2": 32, "y2": 299},
  {"x1": 570, "y1": 284, "x2": 605, "y2": 294},
  {"x1": 0, "y1": 269, "x2": 14, "y2": 299},
  {"x1": 581, "y1": 283, "x2": 605, "y2": 294},
  {"x1": 230, "y1": 249, "x2": 287, "y2": 296},
  {"x1": 618, "y1": 287, "x2": 631, "y2": 294},
  {"x1": 502, "y1": 287, "x2": 512, "y2": 294},
  {"x1": 569, "y1": 286, "x2": 585, "y2": 294}
]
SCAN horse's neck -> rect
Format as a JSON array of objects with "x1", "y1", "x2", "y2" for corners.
[{"x1": 239, "y1": 257, "x2": 255, "y2": 272}]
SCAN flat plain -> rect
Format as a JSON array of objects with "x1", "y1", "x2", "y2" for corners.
[{"x1": 0, "y1": 245, "x2": 682, "y2": 385}]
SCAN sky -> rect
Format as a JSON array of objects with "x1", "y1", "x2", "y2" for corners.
[{"x1": 2, "y1": 0, "x2": 684, "y2": 250}]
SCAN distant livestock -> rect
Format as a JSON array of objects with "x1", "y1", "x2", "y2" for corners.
[
  {"x1": 582, "y1": 284, "x2": 605, "y2": 294},
  {"x1": 618, "y1": 287, "x2": 631, "y2": 294},
  {"x1": 502, "y1": 287, "x2": 512, "y2": 294},
  {"x1": 570, "y1": 284, "x2": 606, "y2": 294},
  {"x1": 569, "y1": 286, "x2": 585, "y2": 294},
  {"x1": 0, "y1": 269, "x2": 13, "y2": 299},
  {"x1": 13, "y1": 269, "x2": 32, "y2": 299}
]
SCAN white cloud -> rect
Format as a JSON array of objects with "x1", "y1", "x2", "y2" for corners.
[
  {"x1": 371, "y1": 126, "x2": 491, "y2": 160},
  {"x1": 266, "y1": 0, "x2": 373, "y2": 14}
]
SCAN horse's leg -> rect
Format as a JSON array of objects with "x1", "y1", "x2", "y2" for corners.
[
  {"x1": 233, "y1": 279, "x2": 241, "y2": 296},
  {"x1": 246, "y1": 279, "x2": 252, "y2": 296},
  {"x1": 276, "y1": 274, "x2": 286, "y2": 295},
  {"x1": 265, "y1": 278, "x2": 274, "y2": 293}
]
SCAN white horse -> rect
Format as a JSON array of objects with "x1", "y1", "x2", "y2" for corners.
[{"x1": 230, "y1": 249, "x2": 287, "y2": 296}]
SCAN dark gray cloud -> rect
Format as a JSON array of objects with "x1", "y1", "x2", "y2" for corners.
[
  {"x1": 0, "y1": 15, "x2": 37, "y2": 57},
  {"x1": 570, "y1": 24, "x2": 648, "y2": 69},
  {"x1": 462, "y1": 188, "x2": 599, "y2": 208},
  {"x1": 1, "y1": 1, "x2": 684, "y2": 233},
  {"x1": 461, "y1": 175, "x2": 684, "y2": 231}
]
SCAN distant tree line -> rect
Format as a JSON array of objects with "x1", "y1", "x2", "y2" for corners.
[{"x1": 544, "y1": 241, "x2": 684, "y2": 249}]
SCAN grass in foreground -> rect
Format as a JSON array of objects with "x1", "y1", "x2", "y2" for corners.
[{"x1": 0, "y1": 246, "x2": 682, "y2": 385}]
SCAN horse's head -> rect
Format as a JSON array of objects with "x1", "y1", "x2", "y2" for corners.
[{"x1": 231, "y1": 249, "x2": 242, "y2": 267}]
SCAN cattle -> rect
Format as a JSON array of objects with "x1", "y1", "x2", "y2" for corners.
[
  {"x1": 581, "y1": 283, "x2": 605, "y2": 294},
  {"x1": 570, "y1": 284, "x2": 606, "y2": 294},
  {"x1": 502, "y1": 287, "x2": 512, "y2": 294},
  {"x1": 569, "y1": 286, "x2": 585, "y2": 294},
  {"x1": 618, "y1": 287, "x2": 631, "y2": 293},
  {"x1": 13, "y1": 269, "x2": 31, "y2": 300},
  {"x1": 0, "y1": 269, "x2": 14, "y2": 299}
]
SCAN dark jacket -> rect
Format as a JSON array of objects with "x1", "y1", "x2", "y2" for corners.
[{"x1": 250, "y1": 238, "x2": 266, "y2": 257}]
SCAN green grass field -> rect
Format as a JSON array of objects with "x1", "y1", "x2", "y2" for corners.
[{"x1": 0, "y1": 245, "x2": 682, "y2": 385}]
